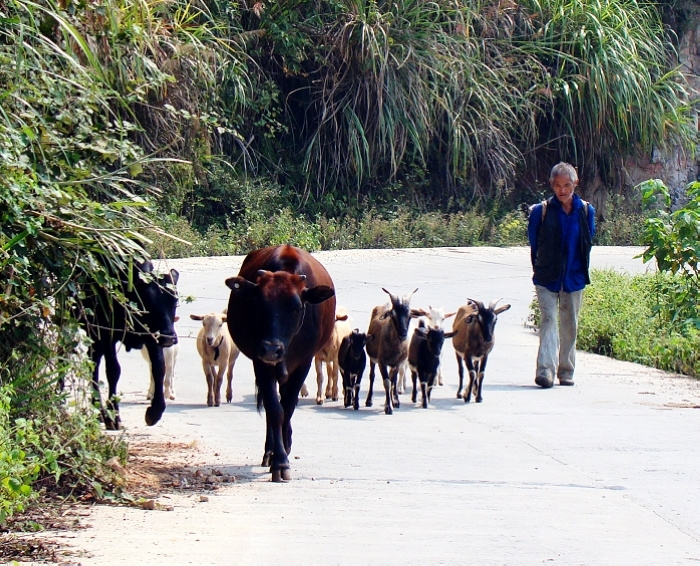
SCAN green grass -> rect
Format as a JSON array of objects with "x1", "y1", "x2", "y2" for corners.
[{"x1": 530, "y1": 269, "x2": 700, "y2": 378}]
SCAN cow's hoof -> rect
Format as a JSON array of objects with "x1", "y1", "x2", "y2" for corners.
[
  {"x1": 271, "y1": 469, "x2": 291, "y2": 482},
  {"x1": 144, "y1": 407, "x2": 162, "y2": 426},
  {"x1": 261, "y1": 452, "x2": 272, "y2": 467}
]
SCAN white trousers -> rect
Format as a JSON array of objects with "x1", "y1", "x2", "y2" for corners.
[{"x1": 535, "y1": 285, "x2": 583, "y2": 382}]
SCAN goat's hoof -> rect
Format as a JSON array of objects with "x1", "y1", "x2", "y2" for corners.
[
  {"x1": 316, "y1": 399, "x2": 323, "y2": 405},
  {"x1": 384, "y1": 406, "x2": 393, "y2": 415},
  {"x1": 476, "y1": 398, "x2": 483, "y2": 403},
  {"x1": 463, "y1": 397, "x2": 471, "y2": 404},
  {"x1": 365, "y1": 400, "x2": 372, "y2": 407}
]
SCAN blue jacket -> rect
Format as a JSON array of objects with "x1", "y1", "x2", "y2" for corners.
[{"x1": 528, "y1": 194, "x2": 596, "y2": 293}]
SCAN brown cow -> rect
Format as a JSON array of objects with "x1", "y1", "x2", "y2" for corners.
[{"x1": 225, "y1": 245, "x2": 336, "y2": 482}]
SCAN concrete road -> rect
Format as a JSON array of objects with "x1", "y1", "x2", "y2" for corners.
[{"x1": 57, "y1": 247, "x2": 700, "y2": 565}]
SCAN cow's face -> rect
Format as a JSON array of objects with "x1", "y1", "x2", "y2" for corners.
[
  {"x1": 137, "y1": 267, "x2": 180, "y2": 347},
  {"x1": 226, "y1": 270, "x2": 334, "y2": 365}
]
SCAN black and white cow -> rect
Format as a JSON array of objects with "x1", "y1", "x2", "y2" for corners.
[{"x1": 80, "y1": 259, "x2": 179, "y2": 430}]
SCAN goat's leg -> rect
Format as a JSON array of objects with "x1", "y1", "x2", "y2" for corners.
[
  {"x1": 475, "y1": 357, "x2": 487, "y2": 403},
  {"x1": 455, "y1": 353, "x2": 465, "y2": 399},
  {"x1": 365, "y1": 361, "x2": 376, "y2": 407},
  {"x1": 390, "y1": 365, "x2": 400, "y2": 409},
  {"x1": 353, "y1": 373, "x2": 361, "y2": 411},
  {"x1": 411, "y1": 370, "x2": 418, "y2": 404},
  {"x1": 226, "y1": 360, "x2": 234, "y2": 403},
  {"x1": 427, "y1": 373, "x2": 436, "y2": 405},
  {"x1": 464, "y1": 357, "x2": 477, "y2": 403},
  {"x1": 314, "y1": 357, "x2": 325, "y2": 405},
  {"x1": 420, "y1": 375, "x2": 429, "y2": 408},
  {"x1": 204, "y1": 361, "x2": 214, "y2": 406},
  {"x1": 214, "y1": 364, "x2": 225, "y2": 407},
  {"x1": 329, "y1": 360, "x2": 339, "y2": 401},
  {"x1": 379, "y1": 364, "x2": 394, "y2": 415}
]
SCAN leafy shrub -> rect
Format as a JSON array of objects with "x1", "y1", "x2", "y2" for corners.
[{"x1": 530, "y1": 269, "x2": 700, "y2": 378}]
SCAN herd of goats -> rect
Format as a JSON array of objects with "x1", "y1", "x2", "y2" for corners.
[
  {"x1": 186, "y1": 289, "x2": 511, "y2": 416},
  {"x1": 86, "y1": 244, "x2": 510, "y2": 481}
]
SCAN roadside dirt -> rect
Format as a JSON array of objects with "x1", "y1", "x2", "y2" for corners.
[{"x1": 1, "y1": 439, "x2": 233, "y2": 565}]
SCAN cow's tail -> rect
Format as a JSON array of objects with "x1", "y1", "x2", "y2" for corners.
[{"x1": 256, "y1": 385, "x2": 264, "y2": 413}]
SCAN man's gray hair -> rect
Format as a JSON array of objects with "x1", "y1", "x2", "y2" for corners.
[{"x1": 549, "y1": 162, "x2": 578, "y2": 183}]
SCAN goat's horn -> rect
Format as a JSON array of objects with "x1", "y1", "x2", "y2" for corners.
[
  {"x1": 405, "y1": 288, "x2": 419, "y2": 301},
  {"x1": 488, "y1": 298, "x2": 502, "y2": 310},
  {"x1": 382, "y1": 287, "x2": 398, "y2": 303}
]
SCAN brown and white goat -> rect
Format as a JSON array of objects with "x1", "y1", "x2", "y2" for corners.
[
  {"x1": 190, "y1": 312, "x2": 240, "y2": 406},
  {"x1": 452, "y1": 299, "x2": 510, "y2": 403},
  {"x1": 310, "y1": 306, "x2": 353, "y2": 404},
  {"x1": 365, "y1": 288, "x2": 419, "y2": 415}
]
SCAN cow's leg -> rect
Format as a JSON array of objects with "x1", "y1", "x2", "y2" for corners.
[
  {"x1": 463, "y1": 357, "x2": 476, "y2": 404},
  {"x1": 145, "y1": 343, "x2": 167, "y2": 426},
  {"x1": 411, "y1": 370, "x2": 418, "y2": 404},
  {"x1": 100, "y1": 343, "x2": 123, "y2": 431},
  {"x1": 455, "y1": 353, "x2": 465, "y2": 399},
  {"x1": 165, "y1": 345, "x2": 177, "y2": 400},
  {"x1": 276, "y1": 360, "x2": 312, "y2": 482},
  {"x1": 255, "y1": 367, "x2": 285, "y2": 479},
  {"x1": 365, "y1": 360, "x2": 376, "y2": 407},
  {"x1": 89, "y1": 343, "x2": 107, "y2": 425},
  {"x1": 204, "y1": 361, "x2": 214, "y2": 407},
  {"x1": 314, "y1": 357, "x2": 324, "y2": 405}
]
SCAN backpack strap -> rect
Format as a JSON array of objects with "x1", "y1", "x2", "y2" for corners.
[{"x1": 540, "y1": 199, "x2": 548, "y2": 221}]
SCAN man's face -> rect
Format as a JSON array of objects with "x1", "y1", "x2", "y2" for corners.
[{"x1": 551, "y1": 174, "x2": 577, "y2": 207}]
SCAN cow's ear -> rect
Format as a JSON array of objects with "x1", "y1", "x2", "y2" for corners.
[
  {"x1": 301, "y1": 285, "x2": 335, "y2": 304},
  {"x1": 170, "y1": 269, "x2": 180, "y2": 285},
  {"x1": 226, "y1": 276, "x2": 257, "y2": 296}
]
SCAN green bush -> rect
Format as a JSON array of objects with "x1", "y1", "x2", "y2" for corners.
[{"x1": 530, "y1": 269, "x2": 700, "y2": 378}]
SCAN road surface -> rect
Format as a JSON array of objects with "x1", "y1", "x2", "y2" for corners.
[{"x1": 43, "y1": 247, "x2": 700, "y2": 564}]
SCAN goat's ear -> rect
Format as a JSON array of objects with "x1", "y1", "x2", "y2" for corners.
[
  {"x1": 444, "y1": 311, "x2": 456, "y2": 319},
  {"x1": 301, "y1": 285, "x2": 335, "y2": 304},
  {"x1": 221, "y1": 315, "x2": 227, "y2": 323},
  {"x1": 410, "y1": 308, "x2": 428, "y2": 318},
  {"x1": 444, "y1": 330, "x2": 458, "y2": 339},
  {"x1": 494, "y1": 304, "x2": 511, "y2": 315},
  {"x1": 174, "y1": 315, "x2": 180, "y2": 322},
  {"x1": 415, "y1": 326, "x2": 427, "y2": 336},
  {"x1": 190, "y1": 314, "x2": 204, "y2": 321},
  {"x1": 335, "y1": 313, "x2": 349, "y2": 321}
]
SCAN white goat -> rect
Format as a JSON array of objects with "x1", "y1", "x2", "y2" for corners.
[
  {"x1": 144, "y1": 344, "x2": 179, "y2": 401},
  {"x1": 190, "y1": 312, "x2": 240, "y2": 407},
  {"x1": 144, "y1": 315, "x2": 180, "y2": 401}
]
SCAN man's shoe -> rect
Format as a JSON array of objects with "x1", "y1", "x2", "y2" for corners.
[
  {"x1": 559, "y1": 377, "x2": 575, "y2": 386},
  {"x1": 535, "y1": 375, "x2": 553, "y2": 389}
]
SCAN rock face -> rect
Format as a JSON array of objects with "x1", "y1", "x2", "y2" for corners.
[{"x1": 624, "y1": 23, "x2": 699, "y2": 209}]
